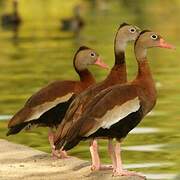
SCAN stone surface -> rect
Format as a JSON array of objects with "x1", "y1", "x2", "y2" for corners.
[{"x1": 0, "y1": 139, "x2": 144, "y2": 180}]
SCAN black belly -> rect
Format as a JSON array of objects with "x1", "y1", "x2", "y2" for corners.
[
  {"x1": 87, "y1": 107, "x2": 143, "y2": 140},
  {"x1": 36, "y1": 96, "x2": 75, "y2": 128},
  {"x1": 6, "y1": 96, "x2": 75, "y2": 136}
]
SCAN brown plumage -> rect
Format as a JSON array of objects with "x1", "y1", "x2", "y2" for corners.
[
  {"x1": 53, "y1": 23, "x2": 140, "y2": 168},
  {"x1": 54, "y1": 23, "x2": 141, "y2": 137},
  {"x1": 7, "y1": 46, "x2": 108, "y2": 135},
  {"x1": 54, "y1": 30, "x2": 174, "y2": 176}
]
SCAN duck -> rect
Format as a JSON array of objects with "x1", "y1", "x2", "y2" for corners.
[
  {"x1": 54, "y1": 30, "x2": 174, "y2": 177},
  {"x1": 1, "y1": 0, "x2": 21, "y2": 28},
  {"x1": 60, "y1": 5, "x2": 84, "y2": 33},
  {"x1": 54, "y1": 23, "x2": 140, "y2": 170},
  {"x1": 7, "y1": 46, "x2": 108, "y2": 158}
]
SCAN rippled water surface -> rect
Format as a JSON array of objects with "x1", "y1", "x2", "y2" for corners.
[{"x1": 0, "y1": 1, "x2": 179, "y2": 179}]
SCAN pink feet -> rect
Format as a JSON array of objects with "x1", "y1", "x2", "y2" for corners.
[
  {"x1": 51, "y1": 146, "x2": 69, "y2": 159},
  {"x1": 48, "y1": 129, "x2": 69, "y2": 159},
  {"x1": 51, "y1": 145, "x2": 60, "y2": 159},
  {"x1": 90, "y1": 164, "x2": 100, "y2": 171},
  {"x1": 91, "y1": 164, "x2": 113, "y2": 171},
  {"x1": 90, "y1": 139, "x2": 113, "y2": 171},
  {"x1": 89, "y1": 139, "x2": 101, "y2": 171},
  {"x1": 113, "y1": 169, "x2": 146, "y2": 179},
  {"x1": 59, "y1": 150, "x2": 69, "y2": 159},
  {"x1": 109, "y1": 141, "x2": 146, "y2": 179}
]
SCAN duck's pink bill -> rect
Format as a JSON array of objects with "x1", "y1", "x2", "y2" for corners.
[
  {"x1": 159, "y1": 38, "x2": 175, "y2": 49},
  {"x1": 95, "y1": 57, "x2": 109, "y2": 69}
]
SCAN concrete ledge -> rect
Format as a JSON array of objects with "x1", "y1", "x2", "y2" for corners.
[{"x1": 0, "y1": 139, "x2": 143, "y2": 180}]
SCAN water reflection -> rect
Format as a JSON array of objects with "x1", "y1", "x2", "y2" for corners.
[
  {"x1": 124, "y1": 162, "x2": 173, "y2": 169},
  {"x1": 130, "y1": 127, "x2": 160, "y2": 134},
  {"x1": 1, "y1": 0, "x2": 21, "y2": 41},
  {"x1": 145, "y1": 173, "x2": 177, "y2": 180},
  {"x1": 0, "y1": 115, "x2": 12, "y2": 120},
  {"x1": 122, "y1": 144, "x2": 165, "y2": 152}
]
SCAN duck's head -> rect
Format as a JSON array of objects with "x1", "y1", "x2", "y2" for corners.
[
  {"x1": 73, "y1": 46, "x2": 109, "y2": 71},
  {"x1": 135, "y1": 30, "x2": 175, "y2": 49},
  {"x1": 115, "y1": 22, "x2": 141, "y2": 51}
]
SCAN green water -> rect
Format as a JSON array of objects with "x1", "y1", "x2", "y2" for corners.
[{"x1": 0, "y1": 0, "x2": 179, "y2": 179}]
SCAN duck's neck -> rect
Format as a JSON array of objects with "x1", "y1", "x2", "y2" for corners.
[
  {"x1": 134, "y1": 45, "x2": 154, "y2": 85},
  {"x1": 136, "y1": 59, "x2": 154, "y2": 86},
  {"x1": 106, "y1": 34, "x2": 127, "y2": 84},
  {"x1": 134, "y1": 44, "x2": 157, "y2": 110},
  {"x1": 77, "y1": 69, "x2": 95, "y2": 85},
  {"x1": 114, "y1": 33, "x2": 126, "y2": 66},
  {"x1": 114, "y1": 50, "x2": 125, "y2": 65}
]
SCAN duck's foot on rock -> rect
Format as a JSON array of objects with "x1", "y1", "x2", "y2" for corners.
[
  {"x1": 91, "y1": 164, "x2": 113, "y2": 171},
  {"x1": 51, "y1": 149, "x2": 69, "y2": 159},
  {"x1": 113, "y1": 169, "x2": 146, "y2": 179}
]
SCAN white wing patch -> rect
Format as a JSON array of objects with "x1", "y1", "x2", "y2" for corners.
[
  {"x1": 85, "y1": 97, "x2": 140, "y2": 137},
  {"x1": 24, "y1": 93, "x2": 73, "y2": 122}
]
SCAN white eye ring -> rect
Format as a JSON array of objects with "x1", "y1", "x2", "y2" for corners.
[
  {"x1": 90, "y1": 53, "x2": 95, "y2": 57},
  {"x1": 129, "y1": 28, "x2": 136, "y2": 33},
  {"x1": 151, "y1": 34, "x2": 158, "y2": 40}
]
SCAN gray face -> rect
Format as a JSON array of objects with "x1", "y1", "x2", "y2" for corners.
[
  {"x1": 115, "y1": 24, "x2": 141, "y2": 51},
  {"x1": 136, "y1": 31, "x2": 161, "y2": 48},
  {"x1": 74, "y1": 49, "x2": 99, "y2": 71},
  {"x1": 118, "y1": 25, "x2": 141, "y2": 42}
]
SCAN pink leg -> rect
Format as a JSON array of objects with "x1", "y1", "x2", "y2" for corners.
[
  {"x1": 113, "y1": 142, "x2": 145, "y2": 178},
  {"x1": 89, "y1": 139, "x2": 100, "y2": 171},
  {"x1": 108, "y1": 139, "x2": 116, "y2": 172},
  {"x1": 59, "y1": 150, "x2": 69, "y2": 159},
  {"x1": 48, "y1": 129, "x2": 68, "y2": 159},
  {"x1": 90, "y1": 139, "x2": 113, "y2": 171}
]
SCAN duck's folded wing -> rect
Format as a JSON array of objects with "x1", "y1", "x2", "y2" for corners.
[
  {"x1": 55, "y1": 84, "x2": 141, "y2": 149},
  {"x1": 54, "y1": 86, "x2": 113, "y2": 144},
  {"x1": 8, "y1": 81, "x2": 75, "y2": 128},
  {"x1": 80, "y1": 84, "x2": 141, "y2": 137}
]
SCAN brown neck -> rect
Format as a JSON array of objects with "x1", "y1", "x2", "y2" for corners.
[
  {"x1": 105, "y1": 49, "x2": 127, "y2": 84},
  {"x1": 133, "y1": 44, "x2": 157, "y2": 112},
  {"x1": 77, "y1": 69, "x2": 95, "y2": 84},
  {"x1": 136, "y1": 60, "x2": 154, "y2": 84},
  {"x1": 134, "y1": 42, "x2": 154, "y2": 84}
]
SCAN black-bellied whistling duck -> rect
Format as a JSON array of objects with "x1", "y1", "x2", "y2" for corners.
[
  {"x1": 54, "y1": 30, "x2": 174, "y2": 177},
  {"x1": 54, "y1": 23, "x2": 140, "y2": 169},
  {"x1": 60, "y1": 5, "x2": 84, "y2": 33},
  {"x1": 7, "y1": 46, "x2": 108, "y2": 158},
  {"x1": 1, "y1": 0, "x2": 21, "y2": 28}
]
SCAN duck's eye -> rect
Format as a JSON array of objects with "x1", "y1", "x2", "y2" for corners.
[
  {"x1": 129, "y1": 28, "x2": 136, "y2": 33},
  {"x1": 90, "y1": 53, "x2": 95, "y2": 57},
  {"x1": 151, "y1": 34, "x2": 158, "y2": 40}
]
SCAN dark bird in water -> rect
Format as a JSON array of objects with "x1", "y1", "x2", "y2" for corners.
[
  {"x1": 60, "y1": 5, "x2": 84, "y2": 33},
  {"x1": 1, "y1": 0, "x2": 21, "y2": 29}
]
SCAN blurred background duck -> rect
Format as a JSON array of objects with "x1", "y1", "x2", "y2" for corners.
[
  {"x1": 60, "y1": 5, "x2": 84, "y2": 33},
  {"x1": 1, "y1": 0, "x2": 21, "y2": 29}
]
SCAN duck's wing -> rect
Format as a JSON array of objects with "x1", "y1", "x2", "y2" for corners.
[
  {"x1": 8, "y1": 80, "x2": 76, "y2": 128},
  {"x1": 54, "y1": 84, "x2": 141, "y2": 150}
]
